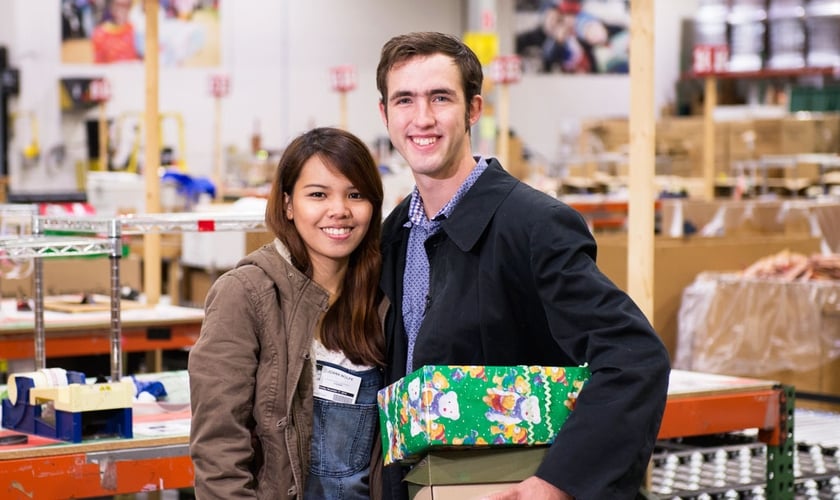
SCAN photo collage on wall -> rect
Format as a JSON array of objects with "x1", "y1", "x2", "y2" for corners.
[
  {"x1": 60, "y1": 0, "x2": 221, "y2": 67},
  {"x1": 514, "y1": 0, "x2": 630, "y2": 74}
]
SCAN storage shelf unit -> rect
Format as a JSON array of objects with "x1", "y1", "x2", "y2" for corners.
[{"x1": 0, "y1": 211, "x2": 266, "y2": 381}]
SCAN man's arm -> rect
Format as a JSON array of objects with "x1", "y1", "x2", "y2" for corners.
[{"x1": 524, "y1": 202, "x2": 670, "y2": 498}]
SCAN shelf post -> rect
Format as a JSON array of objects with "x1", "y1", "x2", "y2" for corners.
[
  {"x1": 627, "y1": 0, "x2": 655, "y2": 321},
  {"x1": 143, "y1": 0, "x2": 162, "y2": 306},
  {"x1": 32, "y1": 216, "x2": 45, "y2": 370},
  {"x1": 108, "y1": 218, "x2": 123, "y2": 381},
  {"x1": 703, "y1": 76, "x2": 717, "y2": 201},
  {"x1": 763, "y1": 385, "x2": 795, "y2": 497}
]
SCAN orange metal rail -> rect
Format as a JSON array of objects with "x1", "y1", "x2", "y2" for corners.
[
  {"x1": 659, "y1": 387, "x2": 784, "y2": 446},
  {"x1": 0, "y1": 322, "x2": 201, "y2": 360},
  {"x1": 566, "y1": 199, "x2": 662, "y2": 231},
  {"x1": 0, "y1": 444, "x2": 193, "y2": 498},
  {"x1": 0, "y1": 302, "x2": 204, "y2": 361},
  {"x1": 0, "y1": 407, "x2": 193, "y2": 499}
]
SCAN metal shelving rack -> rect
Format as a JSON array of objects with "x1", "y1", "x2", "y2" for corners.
[{"x1": 0, "y1": 211, "x2": 266, "y2": 381}]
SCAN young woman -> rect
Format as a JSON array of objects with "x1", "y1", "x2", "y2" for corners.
[{"x1": 189, "y1": 127, "x2": 385, "y2": 499}]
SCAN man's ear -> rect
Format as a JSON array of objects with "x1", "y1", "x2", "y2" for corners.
[
  {"x1": 468, "y1": 95, "x2": 483, "y2": 127},
  {"x1": 379, "y1": 100, "x2": 388, "y2": 126}
]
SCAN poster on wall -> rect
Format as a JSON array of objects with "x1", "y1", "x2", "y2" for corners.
[
  {"x1": 60, "y1": 0, "x2": 221, "y2": 67},
  {"x1": 514, "y1": 0, "x2": 630, "y2": 74}
]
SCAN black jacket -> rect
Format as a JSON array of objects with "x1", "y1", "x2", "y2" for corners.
[{"x1": 380, "y1": 160, "x2": 670, "y2": 500}]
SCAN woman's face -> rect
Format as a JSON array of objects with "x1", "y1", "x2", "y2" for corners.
[{"x1": 285, "y1": 155, "x2": 373, "y2": 273}]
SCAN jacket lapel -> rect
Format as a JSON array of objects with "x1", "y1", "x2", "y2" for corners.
[{"x1": 441, "y1": 159, "x2": 518, "y2": 252}]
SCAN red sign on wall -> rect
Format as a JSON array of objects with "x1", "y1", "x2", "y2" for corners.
[
  {"x1": 490, "y1": 55, "x2": 522, "y2": 85},
  {"x1": 208, "y1": 73, "x2": 231, "y2": 98},
  {"x1": 692, "y1": 44, "x2": 729, "y2": 75},
  {"x1": 330, "y1": 65, "x2": 357, "y2": 93},
  {"x1": 89, "y1": 78, "x2": 111, "y2": 102}
]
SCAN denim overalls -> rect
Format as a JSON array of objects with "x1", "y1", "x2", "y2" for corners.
[{"x1": 305, "y1": 359, "x2": 382, "y2": 499}]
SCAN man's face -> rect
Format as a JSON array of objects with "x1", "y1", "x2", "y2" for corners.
[{"x1": 379, "y1": 54, "x2": 481, "y2": 182}]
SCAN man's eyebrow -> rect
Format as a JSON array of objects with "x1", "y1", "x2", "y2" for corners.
[
  {"x1": 389, "y1": 88, "x2": 456, "y2": 100},
  {"x1": 389, "y1": 90, "x2": 414, "y2": 100}
]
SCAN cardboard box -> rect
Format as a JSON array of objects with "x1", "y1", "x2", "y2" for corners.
[
  {"x1": 405, "y1": 447, "x2": 547, "y2": 499},
  {"x1": 780, "y1": 113, "x2": 840, "y2": 155},
  {"x1": 728, "y1": 118, "x2": 783, "y2": 163},
  {"x1": 2, "y1": 255, "x2": 142, "y2": 298},
  {"x1": 594, "y1": 233, "x2": 822, "y2": 358},
  {"x1": 182, "y1": 265, "x2": 223, "y2": 307},
  {"x1": 675, "y1": 273, "x2": 840, "y2": 410},
  {"x1": 583, "y1": 118, "x2": 630, "y2": 153},
  {"x1": 656, "y1": 116, "x2": 728, "y2": 178},
  {"x1": 658, "y1": 199, "x2": 816, "y2": 238},
  {"x1": 410, "y1": 482, "x2": 519, "y2": 500},
  {"x1": 377, "y1": 365, "x2": 589, "y2": 466}
]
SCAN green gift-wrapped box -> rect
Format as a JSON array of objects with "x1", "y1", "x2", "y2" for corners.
[{"x1": 377, "y1": 365, "x2": 590, "y2": 466}]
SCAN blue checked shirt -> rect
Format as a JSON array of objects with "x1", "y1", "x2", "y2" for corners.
[{"x1": 402, "y1": 157, "x2": 488, "y2": 373}]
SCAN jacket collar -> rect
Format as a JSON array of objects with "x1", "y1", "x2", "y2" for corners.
[
  {"x1": 440, "y1": 159, "x2": 518, "y2": 251},
  {"x1": 382, "y1": 159, "x2": 517, "y2": 252}
]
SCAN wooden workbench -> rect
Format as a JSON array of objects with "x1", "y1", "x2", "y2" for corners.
[
  {"x1": 0, "y1": 298, "x2": 204, "y2": 362},
  {"x1": 0, "y1": 371, "x2": 192, "y2": 498},
  {"x1": 0, "y1": 369, "x2": 793, "y2": 499}
]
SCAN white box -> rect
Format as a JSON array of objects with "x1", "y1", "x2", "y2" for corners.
[
  {"x1": 180, "y1": 198, "x2": 268, "y2": 270},
  {"x1": 85, "y1": 171, "x2": 146, "y2": 216}
]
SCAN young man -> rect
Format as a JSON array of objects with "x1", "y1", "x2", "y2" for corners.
[{"x1": 376, "y1": 31, "x2": 670, "y2": 500}]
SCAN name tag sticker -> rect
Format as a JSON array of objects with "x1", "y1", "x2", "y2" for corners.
[{"x1": 314, "y1": 364, "x2": 362, "y2": 404}]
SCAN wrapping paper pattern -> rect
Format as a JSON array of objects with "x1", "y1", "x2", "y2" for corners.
[{"x1": 377, "y1": 365, "x2": 590, "y2": 465}]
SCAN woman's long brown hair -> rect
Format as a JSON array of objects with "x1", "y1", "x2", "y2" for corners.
[{"x1": 265, "y1": 127, "x2": 384, "y2": 367}]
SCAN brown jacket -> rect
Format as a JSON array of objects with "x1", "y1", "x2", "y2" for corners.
[{"x1": 189, "y1": 242, "x2": 383, "y2": 499}]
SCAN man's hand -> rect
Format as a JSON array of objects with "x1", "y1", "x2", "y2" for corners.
[{"x1": 481, "y1": 476, "x2": 573, "y2": 500}]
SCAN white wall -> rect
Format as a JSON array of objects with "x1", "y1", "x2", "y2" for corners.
[
  {"x1": 284, "y1": 0, "x2": 465, "y2": 145},
  {"x1": 1, "y1": 0, "x2": 696, "y2": 194}
]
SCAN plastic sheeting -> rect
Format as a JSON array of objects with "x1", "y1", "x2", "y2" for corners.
[{"x1": 675, "y1": 272, "x2": 840, "y2": 378}]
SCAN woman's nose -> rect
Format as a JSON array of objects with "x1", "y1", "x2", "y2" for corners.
[{"x1": 328, "y1": 199, "x2": 350, "y2": 217}]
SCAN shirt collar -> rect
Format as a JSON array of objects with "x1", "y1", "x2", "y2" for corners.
[{"x1": 405, "y1": 156, "x2": 489, "y2": 228}]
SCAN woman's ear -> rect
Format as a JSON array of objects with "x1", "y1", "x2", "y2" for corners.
[{"x1": 284, "y1": 194, "x2": 293, "y2": 220}]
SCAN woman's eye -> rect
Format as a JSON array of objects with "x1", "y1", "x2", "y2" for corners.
[{"x1": 349, "y1": 192, "x2": 364, "y2": 200}]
